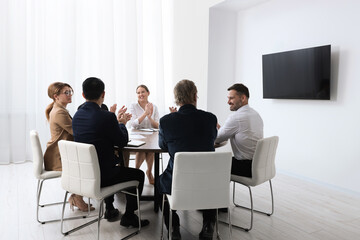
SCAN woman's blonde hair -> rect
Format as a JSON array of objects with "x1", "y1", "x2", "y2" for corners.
[
  {"x1": 45, "y1": 82, "x2": 72, "y2": 121},
  {"x1": 174, "y1": 79, "x2": 197, "y2": 106}
]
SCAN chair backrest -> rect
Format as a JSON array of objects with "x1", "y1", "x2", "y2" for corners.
[
  {"x1": 170, "y1": 151, "x2": 232, "y2": 211},
  {"x1": 58, "y1": 140, "x2": 101, "y2": 199},
  {"x1": 251, "y1": 136, "x2": 279, "y2": 185},
  {"x1": 30, "y1": 130, "x2": 44, "y2": 179}
]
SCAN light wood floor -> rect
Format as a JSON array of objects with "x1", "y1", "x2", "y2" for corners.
[{"x1": 1, "y1": 161, "x2": 359, "y2": 240}]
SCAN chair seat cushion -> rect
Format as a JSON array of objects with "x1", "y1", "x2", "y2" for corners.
[
  {"x1": 39, "y1": 170, "x2": 62, "y2": 180},
  {"x1": 232, "y1": 172, "x2": 274, "y2": 187},
  {"x1": 231, "y1": 174, "x2": 258, "y2": 186},
  {"x1": 96, "y1": 180, "x2": 139, "y2": 200}
]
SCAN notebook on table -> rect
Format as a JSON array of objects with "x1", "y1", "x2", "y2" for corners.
[{"x1": 127, "y1": 140, "x2": 146, "y2": 147}]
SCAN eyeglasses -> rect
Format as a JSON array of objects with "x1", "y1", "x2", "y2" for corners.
[{"x1": 62, "y1": 90, "x2": 74, "y2": 96}]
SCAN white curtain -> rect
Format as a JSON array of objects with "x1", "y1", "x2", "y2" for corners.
[{"x1": 0, "y1": 0, "x2": 173, "y2": 164}]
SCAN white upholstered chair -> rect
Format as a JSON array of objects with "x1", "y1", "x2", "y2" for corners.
[
  {"x1": 229, "y1": 136, "x2": 279, "y2": 231},
  {"x1": 30, "y1": 130, "x2": 63, "y2": 224},
  {"x1": 30, "y1": 130, "x2": 92, "y2": 224},
  {"x1": 58, "y1": 140, "x2": 142, "y2": 240},
  {"x1": 161, "y1": 152, "x2": 233, "y2": 240}
]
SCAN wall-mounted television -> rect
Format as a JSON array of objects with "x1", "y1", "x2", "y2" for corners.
[{"x1": 262, "y1": 45, "x2": 331, "y2": 100}]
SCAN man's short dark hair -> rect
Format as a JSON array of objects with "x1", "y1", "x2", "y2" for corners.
[
  {"x1": 82, "y1": 77, "x2": 105, "y2": 100},
  {"x1": 227, "y1": 83, "x2": 250, "y2": 98}
]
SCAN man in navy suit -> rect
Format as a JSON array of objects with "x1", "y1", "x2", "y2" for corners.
[
  {"x1": 158, "y1": 79, "x2": 218, "y2": 240},
  {"x1": 72, "y1": 77, "x2": 149, "y2": 228}
]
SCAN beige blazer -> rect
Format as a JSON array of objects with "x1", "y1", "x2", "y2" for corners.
[{"x1": 44, "y1": 102, "x2": 74, "y2": 171}]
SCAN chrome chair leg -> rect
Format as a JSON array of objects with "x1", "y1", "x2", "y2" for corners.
[
  {"x1": 37, "y1": 179, "x2": 91, "y2": 224},
  {"x1": 62, "y1": 187, "x2": 141, "y2": 240},
  {"x1": 137, "y1": 188, "x2": 141, "y2": 232},
  {"x1": 224, "y1": 180, "x2": 274, "y2": 232},
  {"x1": 269, "y1": 180, "x2": 274, "y2": 216},
  {"x1": 233, "y1": 180, "x2": 274, "y2": 216},
  {"x1": 97, "y1": 201, "x2": 104, "y2": 240},
  {"x1": 61, "y1": 191, "x2": 99, "y2": 236},
  {"x1": 161, "y1": 195, "x2": 166, "y2": 239},
  {"x1": 216, "y1": 209, "x2": 221, "y2": 239},
  {"x1": 118, "y1": 188, "x2": 142, "y2": 240},
  {"x1": 37, "y1": 179, "x2": 63, "y2": 223},
  {"x1": 160, "y1": 153, "x2": 164, "y2": 172},
  {"x1": 36, "y1": 179, "x2": 43, "y2": 224},
  {"x1": 228, "y1": 207, "x2": 232, "y2": 239},
  {"x1": 169, "y1": 206, "x2": 173, "y2": 240},
  {"x1": 216, "y1": 207, "x2": 232, "y2": 240},
  {"x1": 121, "y1": 188, "x2": 141, "y2": 240}
]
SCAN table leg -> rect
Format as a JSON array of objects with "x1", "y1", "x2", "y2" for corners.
[{"x1": 154, "y1": 153, "x2": 160, "y2": 212}]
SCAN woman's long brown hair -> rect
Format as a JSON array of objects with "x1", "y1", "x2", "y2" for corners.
[{"x1": 45, "y1": 82, "x2": 72, "y2": 121}]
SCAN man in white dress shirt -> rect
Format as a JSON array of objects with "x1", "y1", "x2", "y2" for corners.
[{"x1": 215, "y1": 83, "x2": 263, "y2": 177}]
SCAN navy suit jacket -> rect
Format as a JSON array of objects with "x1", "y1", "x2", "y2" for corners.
[
  {"x1": 72, "y1": 102, "x2": 128, "y2": 187},
  {"x1": 158, "y1": 104, "x2": 217, "y2": 194}
]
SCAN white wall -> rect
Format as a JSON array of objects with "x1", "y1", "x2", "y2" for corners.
[
  {"x1": 209, "y1": 0, "x2": 360, "y2": 193},
  {"x1": 171, "y1": 0, "x2": 223, "y2": 109},
  {"x1": 207, "y1": 8, "x2": 237, "y2": 124}
]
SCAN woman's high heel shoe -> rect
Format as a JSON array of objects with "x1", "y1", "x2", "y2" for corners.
[{"x1": 68, "y1": 194, "x2": 95, "y2": 212}]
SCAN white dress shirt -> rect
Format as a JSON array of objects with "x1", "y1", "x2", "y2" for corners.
[
  {"x1": 216, "y1": 105, "x2": 263, "y2": 160},
  {"x1": 128, "y1": 102, "x2": 160, "y2": 129}
]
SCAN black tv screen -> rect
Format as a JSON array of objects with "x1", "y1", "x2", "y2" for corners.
[{"x1": 262, "y1": 45, "x2": 331, "y2": 100}]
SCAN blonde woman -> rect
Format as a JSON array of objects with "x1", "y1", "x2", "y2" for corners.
[
  {"x1": 128, "y1": 85, "x2": 159, "y2": 184},
  {"x1": 44, "y1": 82, "x2": 94, "y2": 212}
]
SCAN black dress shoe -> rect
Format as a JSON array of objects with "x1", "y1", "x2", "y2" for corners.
[
  {"x1": 199, "y1": 221, "x2": 215, "y2": 240},
  {"x1": 120, "y1": 213, "x2": 150, "y2": 228},
  {"x1": 169, "y1": 226, "x2": 181, "y2": 240},
  {"x1": 104, "y1": 208, "x2": 120, "y2": 222}
]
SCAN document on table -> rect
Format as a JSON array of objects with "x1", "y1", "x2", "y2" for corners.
[
  {"x1": 139, "y1": 128, "x2": 159, "y2": 132},
  {"x1": 136, "y1": 131, "x2": 153, "y2": 135}
]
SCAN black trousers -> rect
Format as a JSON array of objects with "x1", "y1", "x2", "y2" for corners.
[
  {"x1": 101, "y1": 166, "x2": 145, "y2": 214},
  {"x1": 231, "y1": 157, "x2": 252, "y2": 177}
]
